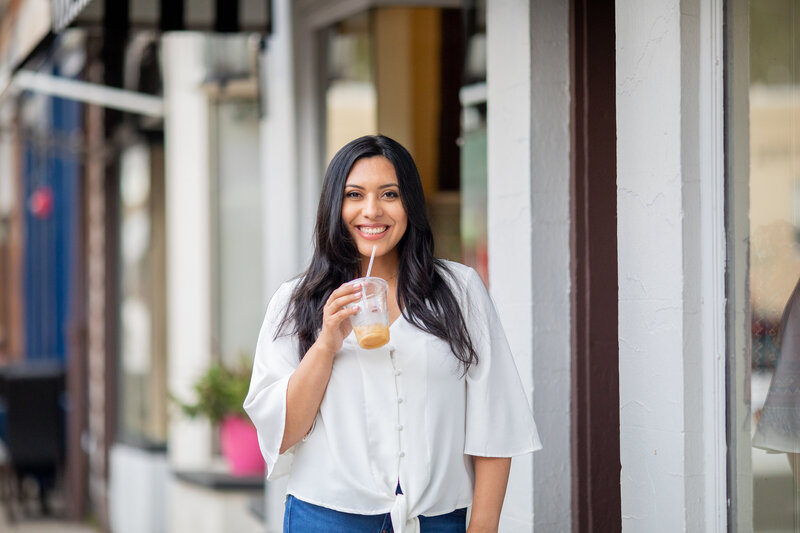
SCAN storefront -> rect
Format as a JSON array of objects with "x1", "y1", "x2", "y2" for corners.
[
  {"x1": 261, "y1": 0, "x2": 576, "y2": 530},
  {"x1": 0, "y1": 1, "x2": 271, "y2": 531},
  {"x1": 1, "y1": 0, "x2": 799, "y2": 531},
  {"x1": 618, "y1": 0, "x2": 799, "y2": 530}
]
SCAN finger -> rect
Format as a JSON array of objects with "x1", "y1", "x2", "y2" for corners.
[
  {"x1": 328, "y1": 282, "x2": 362, "y2": 301},
  {"x1": 331, "y1": 305, "x2": 359, "y2": 321},
  {"x1": 324, "y1": 288, "x2": 361, "y2": 312},
  {"x1": 322, "y1": 306, "x2": 359, "y2": 331},
  {"x1": 325, "y1": 303, "x2": 359, "y2": 322},
  {"x1": 330, "y1": 291, "x2": 362, "y2": 310}
]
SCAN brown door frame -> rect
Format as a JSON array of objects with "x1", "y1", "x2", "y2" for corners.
[{"x1": 570, "y1": 0, "x2": 621, "y2": 531}]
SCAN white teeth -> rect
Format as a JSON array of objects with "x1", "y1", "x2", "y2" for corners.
[{"x1": 360, "y1": 226, "x2": 387, "y2": 235}]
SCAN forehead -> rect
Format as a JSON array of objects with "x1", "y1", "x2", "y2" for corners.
[{"x1": 345, "y1": 156, "x2": 399, "y2": 186}]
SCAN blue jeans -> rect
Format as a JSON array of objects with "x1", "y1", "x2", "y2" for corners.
[{"x1": 283, "y1": 495, "x2": 467, "y2": 533}]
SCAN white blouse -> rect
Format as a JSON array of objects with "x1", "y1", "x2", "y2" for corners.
[{"x1": 244, "y1": 261, "x2": 541, "y2": 533}]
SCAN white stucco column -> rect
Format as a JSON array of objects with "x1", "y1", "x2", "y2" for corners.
[
  {"x1": 487, "y1": 2, "x2": 533, "y2": 528},
  {"x1": 260, "y1": 0, "x2": 301, "y2": 301},
  {"x1": 616, "y1": 0, "x2": 727, "y2": 530},
  {"x1": 162, "y1": 32, "x2": 213, "y2": 468},
  {"x1": 259, "y1": 1, "x2": 298, "y2": 530},
  {"x1": 488, "y1": 0, "x2": 572, "y2": 530}
]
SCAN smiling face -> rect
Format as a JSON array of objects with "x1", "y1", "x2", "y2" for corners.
[{"x1": 342, "y1": 156, "x2": 408, "y2": 270}]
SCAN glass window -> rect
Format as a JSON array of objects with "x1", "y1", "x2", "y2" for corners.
[
  {"x1": 323, "y1": 12, "x2": 377, "y2": 164},
  {"x1": 320, "y1": 5, "x2": 487, "y2": 281},
  {"x1": 459, "y1": 0, "x2": 488, "y2": 283},
  {"x1": 118, "y1": 141, "x2": 167, "y2": 446},
  {"x1": 211, "y1": 98, "x2": 264, "y2": 370},
  {"x1": 729, "y1": 1, "x2": 800, "y2": 530}
]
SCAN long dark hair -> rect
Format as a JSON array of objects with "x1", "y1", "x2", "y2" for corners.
[{"x1": 277, "y1": 135, "x2": 478, "y2": 371}]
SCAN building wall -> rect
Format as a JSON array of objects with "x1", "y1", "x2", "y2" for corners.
[
  {"x1": 616, "y1": 2, "x2": 686, "y2": 528},
  {"x1": 259, "y1": 0, "x2": 300, "y2": 303},
  {"x1": 529, "y1": 0, "x2": 572, "y2": 529},
  {"x1": 260, "y1": 0, "x2": 299, "y2": 529},
  {"x1": 109, "y1": 444, "x2": 168, "y2": 533},
  {"x1": 487, "y1": 0, "x2": 572, "y2": 529},
  {"x1": 616, "y1": 0, "x2": 727, "y2": 530},
  {"x1": 486, "y1": 1, "x2": 534, "y2": 526},
  {"x1": 162, "y1": 32, "x2": 214, "y2": 470},
  {"x1": 0, "y1": 99, "x2": 23, "y2": 363}
]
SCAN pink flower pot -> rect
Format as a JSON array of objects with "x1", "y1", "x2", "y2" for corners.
[{"x1": 220, "y1": 415, "x2": 265, "y2": 476}]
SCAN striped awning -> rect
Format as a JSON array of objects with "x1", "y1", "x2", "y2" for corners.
[
  {"x1": 71, "y1": 0, "x2": 272, "y2": 34},
  {"x1": 52, "y1": 0, "x2": 94, "y2": 32},
  {"x1": 1, "y1": 0, "x2": 271, "y2": 100}
]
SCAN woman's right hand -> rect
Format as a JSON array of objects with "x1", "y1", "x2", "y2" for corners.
[{"x1": 314, "y1": 281, "x2": 362, "y2": 354}]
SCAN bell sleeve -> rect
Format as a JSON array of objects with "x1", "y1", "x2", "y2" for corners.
[
  {"x1": 463, "y1": 268, "x2": 543, "y2": 457},
  {"x1": 243, "y1": 281, "x2": 301, "y2": 479}
]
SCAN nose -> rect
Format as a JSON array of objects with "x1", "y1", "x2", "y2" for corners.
[{"x1": 363, "y1": 194, "x2": 382, "y2": 218}]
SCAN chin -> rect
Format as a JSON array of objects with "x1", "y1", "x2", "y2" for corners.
[{"x1": 358, "y1": 243, "x2": 382, "y2": 257}]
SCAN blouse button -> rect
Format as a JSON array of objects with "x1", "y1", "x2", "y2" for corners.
[
  {"x1": 397, "y1": 398, "x2": 404, "y2": 404},
  {"x1": 394, "y1": 369, "x2": 402, "y2": 376},
  {"x1": 397, "y1": 424, "x2": 404, "y2": 431},
  {"x1": 398, "y1": 451, "x2": 405, "y2": 458}
]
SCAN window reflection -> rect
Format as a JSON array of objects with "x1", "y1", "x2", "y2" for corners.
[
  {"x1": 324, "y1": 12, "x2": 377, "y2": 165},
  {"x1": 748, "y1": 1, "x2": 800, "y2": 529},
  {"x1": 118, "y1": 142, "x2": 167, "y2": 446},
  {"x1": 212, "y1": 99, "x2": 264, "y2": 369},
  {"x1": 321, "y1": 5, "x2": 487, "y2": 280}
]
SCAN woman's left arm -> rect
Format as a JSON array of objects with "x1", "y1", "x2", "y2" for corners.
[{"x1": 467, "y1": 456, "x2": 512, "y2": 533}]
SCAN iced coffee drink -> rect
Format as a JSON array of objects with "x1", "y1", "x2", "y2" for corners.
[
  {"x1": 347, "y1": 277, "x2": 390, "y2": 349},
  {"x1": 352, "y1": 324, "x2": 391, "y2": 349}
]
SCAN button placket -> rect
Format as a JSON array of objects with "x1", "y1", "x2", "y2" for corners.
[{"x1": 389, "y1": 347, "x2": 406, "y2": 471}]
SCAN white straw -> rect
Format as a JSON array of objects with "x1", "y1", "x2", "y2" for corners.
[{"x1": 365, "y1": 245, "x2": 377, "y2": 278}]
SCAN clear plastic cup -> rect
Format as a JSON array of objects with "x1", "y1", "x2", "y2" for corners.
[{"x1": 347, "y1": 277, "x2": 390, "y2": 349}]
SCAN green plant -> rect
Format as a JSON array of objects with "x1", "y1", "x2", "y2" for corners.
[{"x1": 175, "y1": 358, "x2": 252, "y2": 425}]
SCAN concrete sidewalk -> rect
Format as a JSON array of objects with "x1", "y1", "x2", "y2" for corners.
[
  {"x1": 0, "y1": 508, "x2": 99, "y2": 533},
  {"x1": 0, "y1": 513, "x2": 99, "y2": 533},
  {"x1": 0, "y1": 502, "x2": 100, "y2": 533}
]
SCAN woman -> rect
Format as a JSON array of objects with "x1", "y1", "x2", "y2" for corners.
[{"x1": 244, "y1": 135, "x2": 540, "y2": 533}]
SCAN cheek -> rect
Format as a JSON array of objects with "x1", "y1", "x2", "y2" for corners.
[
  {"x1": 398, "y1": 210, "x2": 409, "y2": 231},
  {"x1": 341, "y1": 204, "x2": 354, "y2": 225},
  {"x1": 394, "y1": 204, "x2": 408, "y2": 226}
]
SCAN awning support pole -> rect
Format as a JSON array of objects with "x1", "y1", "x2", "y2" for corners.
[{"x1": 12, "y1": 70, "x2": 164, "y2": 117}]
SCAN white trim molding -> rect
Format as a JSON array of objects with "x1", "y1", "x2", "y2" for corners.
[
  {"x1": 616, "y1": 0, "x2": 727, "y2": 529},
  {"x1": 693, "y1": 0, "x2": 727, "y2": 528}
]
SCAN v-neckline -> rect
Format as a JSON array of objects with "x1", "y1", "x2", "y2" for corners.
[{"x1": 388, "y1": 310, "x2": 405, "y2": 330}]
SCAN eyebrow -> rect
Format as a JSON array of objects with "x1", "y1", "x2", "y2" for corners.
[{"x1": 344, "y1": 183, "x2": 399, "y2": 190}]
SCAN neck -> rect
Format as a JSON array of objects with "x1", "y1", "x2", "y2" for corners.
[{"x1": 361, "y1": 253, "x2": 399, "y2": 280}]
